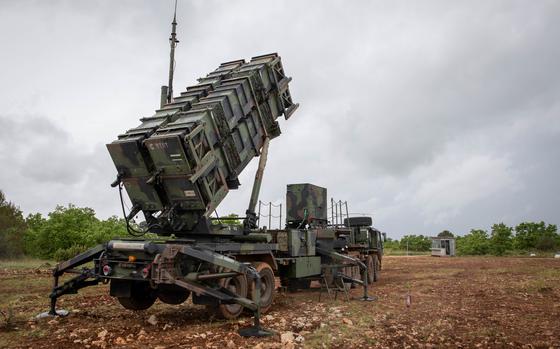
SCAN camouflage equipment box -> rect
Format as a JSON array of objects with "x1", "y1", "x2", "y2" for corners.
[
  {"x1": 286, "y1": 183, "x2": 328, "y2": 227},
  {"x1": 275, "y1": 229, "x2": 317, "y2": 257},
  {"x1": 107, "y1": 53, "x2": 298, "y2": 234}
]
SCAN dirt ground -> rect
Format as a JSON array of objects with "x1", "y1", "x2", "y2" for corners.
[{"x1": 1, "y1": 256, "x2": 559, "y2": 348}]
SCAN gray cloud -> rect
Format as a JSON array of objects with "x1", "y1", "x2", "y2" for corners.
[{"x1": 0, "y1": 0, "x2": 559, "y2": 237}]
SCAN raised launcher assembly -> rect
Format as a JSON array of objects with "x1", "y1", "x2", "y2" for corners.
[{"x1": 107, "y1": 53, "x2": 298, "y2": 235}]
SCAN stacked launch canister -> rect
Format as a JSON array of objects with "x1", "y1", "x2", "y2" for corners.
[{"x1": 106, "y1": 53, "x2": 298, "y2": 234}]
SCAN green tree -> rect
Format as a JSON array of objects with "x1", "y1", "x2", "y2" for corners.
[
  {"x1": 22, "y1": 213, "x2": 46, "y2": 256},
  {"x1": 24, "y1": 205, "x2": 127, "y2": 260},
  {"x1": 399, "y1": 235, "x2": 431, "y2": 251},
  {"x1": 437, "y1": 230, "x2": 454, "y2": 238},
  {"x1": 0, "y1": 190, "x2": 27, "y2": 258},
  {"x1": 490, "y1": 223, "x2": 513, "y2": 256},
  {"x1": 514, "y1": 221, "x2": 558, "y2": 251},
  {"x1": 83, "y1": 216, "x2": 127, "y2": 247},
  {"x1": 456, "y1": 229, "x2": 490, "y2": 255},
  {"x1": 383, "y1": 237, "x2": 400, "y2": 249}
]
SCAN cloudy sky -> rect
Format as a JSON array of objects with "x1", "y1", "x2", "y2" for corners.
[{"x1": 1, "y1": 1, "x2": 558, "y2": 238}]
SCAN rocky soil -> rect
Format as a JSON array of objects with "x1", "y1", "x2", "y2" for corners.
[{"x1": 1, "y1": 256, "x2": 559, "y2": 348}]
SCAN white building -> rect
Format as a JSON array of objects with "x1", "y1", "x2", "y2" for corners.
[{"x1": 431, "y1": 237, "x2": 455, "y2": 257}]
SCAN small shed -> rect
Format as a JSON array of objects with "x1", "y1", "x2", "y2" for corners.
[{"x1": 431, "y1": 237, "x2": 455, "y2": 257}]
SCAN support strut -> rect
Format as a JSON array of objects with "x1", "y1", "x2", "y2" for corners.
[
  {"x1": 316, "y1": 248, "x2": 377, "y2": 301},
  {"x1": 244, "y1": 137, "x2": 270, "y2": 232},
  {"x1": 40, "y1": 245, "x2": 105, "y2": 318}
]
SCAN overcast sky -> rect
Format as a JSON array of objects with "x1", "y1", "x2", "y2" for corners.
[{"x1": 1, "y1": 1, "x2": 559, "y2": 238}]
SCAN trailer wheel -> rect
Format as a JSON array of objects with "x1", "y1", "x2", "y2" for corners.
[
  {"x1": 208, "y1": 274, "x2": 248, "y2": 319},
  {"x1": 117, "y1": 281, "x2": 157, "y2": 310},
  {"x1": 373, "y1": 255, "x2": 380, "y2": 282},
  {"x1": 366, "y1": 256, "x2": 375, "y2": 284},
  {"x1": 157, "y1": 284, "x2": 190, "y2": 305},
  {"x1": 248, "y1": 262, "x2": 275, "y2": 314}
]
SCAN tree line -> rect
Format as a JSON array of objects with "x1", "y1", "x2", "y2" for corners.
[
  {"x1": 384, "y1": 223, "x2": 559, "y2": 255},
  {"x1": 1, "y1": 190, "x2": 558, "y2": 260},
  {"x1": 0, "y1": 190, "x2": 126, "y2": 260}
]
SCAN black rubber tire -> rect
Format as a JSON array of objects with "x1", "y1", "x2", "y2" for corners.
[
  {"x1": 373, "y1": 255, "x2": 380, "y2": 282},
  {"x1": 366, "y1": 255, "x2": 375, "y2": 284},
  {"x1": 344, "y1": 216, "x2": 373, "y2": 227},
  {"x1": 248, "y1": 262, "x2": 275, "y2": 314},
  {"x1": 206, "y1": 274, "x2": 248, "y2": 319},
  {"x1": 157, "y1": 284, "x2": 190, "y2": 305},
  {"x1": 117, "y1": 282, "x2": 157, "y2": 310}
]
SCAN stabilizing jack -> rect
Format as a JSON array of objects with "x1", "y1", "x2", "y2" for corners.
[{"x1": 317, "y1": 248, "x2": 377, "y2": 302}]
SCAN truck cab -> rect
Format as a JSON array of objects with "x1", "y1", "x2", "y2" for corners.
[{"x1": 343, "y1": 216, "x2": 385, "y2": 283}]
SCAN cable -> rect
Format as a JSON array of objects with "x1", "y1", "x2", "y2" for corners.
[
  {"x1": 118, "y1": 183, "x2": 147, "y2": 237},
  {"x1": 214, "y1": 210, "x2": 223, "y2": 225}
]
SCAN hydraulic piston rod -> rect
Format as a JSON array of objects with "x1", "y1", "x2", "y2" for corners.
[{"x1": 244, "y1": 137, "x2": 270, "y2": 231}]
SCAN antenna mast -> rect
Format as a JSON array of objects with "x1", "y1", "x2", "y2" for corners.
[{"x1": 166, "y1": 0, "x2": 179, "y2": 105}]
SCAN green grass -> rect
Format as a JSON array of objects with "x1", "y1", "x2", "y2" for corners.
[
  {"x1": 0, "y1": 258, "x2": 55, "y2": 270},
  {"x1": 384, "y1": 249, "x2": 430, "y2": 256},
  {"x1": 442, "y1": 250, "x2": 558, "y2": 257}
]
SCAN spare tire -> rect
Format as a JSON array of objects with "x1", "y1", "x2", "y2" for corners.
[{"x1": 344, "y1": 216, "x2": 373, "y2": 227}]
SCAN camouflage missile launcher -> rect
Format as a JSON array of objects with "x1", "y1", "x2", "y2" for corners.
[
  {"x1": 107, "y1": 53, "x2": 298, "y2": 235},
  {"x1": 45, "y1": 12, "x2": 383, "y2": 336}
]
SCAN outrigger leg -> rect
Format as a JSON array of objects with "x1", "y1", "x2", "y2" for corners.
[
  {"x1": 316, "y1": 248, "x2": 377, "y2": 302},
  {"x1": 238, "y1": 266, "x2": 274, "y2": 337},
  {"x1": 39, "y1": 245, "x2": 105, "y2": 318}
]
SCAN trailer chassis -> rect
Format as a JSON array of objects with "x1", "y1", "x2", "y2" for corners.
[{"x1": 47, "y1": 241, "x2": 275, "y2": 337}]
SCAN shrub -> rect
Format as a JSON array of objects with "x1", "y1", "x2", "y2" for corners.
[
  {"x1": 535, "y1": 236, "x2": 557, "y2": 251},
  {"x1": 456, "y1": 229, "x2": 491, "y2": 255},
  {"x1": 399, "y1": 235, "x2": 431, "y2": 251},
  {"x1": 53, "y1": 245, "x2": 89, "y2": 262},
  {"x1": 23, "y1": 205, "x2": 126, "y2": 260},
  {"x1": 490, "y1": 223, "x2": 513, "y2": 256}
]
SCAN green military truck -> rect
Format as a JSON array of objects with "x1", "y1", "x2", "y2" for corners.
[{"x1": 343, "y1": 216, "x2": 385, "y2": 284}]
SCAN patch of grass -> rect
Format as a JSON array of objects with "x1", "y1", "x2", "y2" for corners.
[
  {"x1": 537, "y1": 268, "x2": 560, "y2": 278},
  {"x1": 384, "y1": 249, "x2": 430, "y2": 256},
  {"x1": 504, "y1": 250, "x2": 559, "y2": 258},
  {"x1": 481, "y1": 267, "x2": 511, "y2": 274},
  {"x1": 0, "y1": 305, "x2": 15, "y2": 330},
  {"x1": 0, "y1": 258, "x2": 55, "y2": 270},
  {"x1": 524, "y1": 278, "x2": 557, "y2": 294}
]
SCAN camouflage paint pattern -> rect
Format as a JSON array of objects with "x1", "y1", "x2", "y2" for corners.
[
  {"x1": 106, "y1": 53, "x2": 298, "y2": 235},
  {"x1": 286, "y1": 183, "x2": 328, "y2": 226}
]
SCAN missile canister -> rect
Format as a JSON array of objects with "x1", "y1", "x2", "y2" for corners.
[{"x1": 107, "y1": 53, "x2": 298, "y2": 235}]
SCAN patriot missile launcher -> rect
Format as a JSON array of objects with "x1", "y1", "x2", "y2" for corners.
[
  {"x1": 107, "y1": 53, "x2": 297, "y2": 235},
  {"x1": 45, "y1": 9, "x2": 383, "y2": 338}
]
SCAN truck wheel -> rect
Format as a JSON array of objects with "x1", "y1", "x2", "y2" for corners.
[
  {"x1": 373, "y1": 255, "x2": 380, "y2": 282},
  {"x1": 210, "y1": 274, "x2": 248, "y2": 319},
  {"x1": 157, "y1": 284, "x2": 190, "y2": 305},
  {"x1": 366, "y1": 256, "x2": 375, "y2": 284},
  {"x1": 117, "y1": 281, "x2": 157, "y2": 310},
  {"x1": 248, "y1": 262, "x2": 275, "y2": 314}
]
